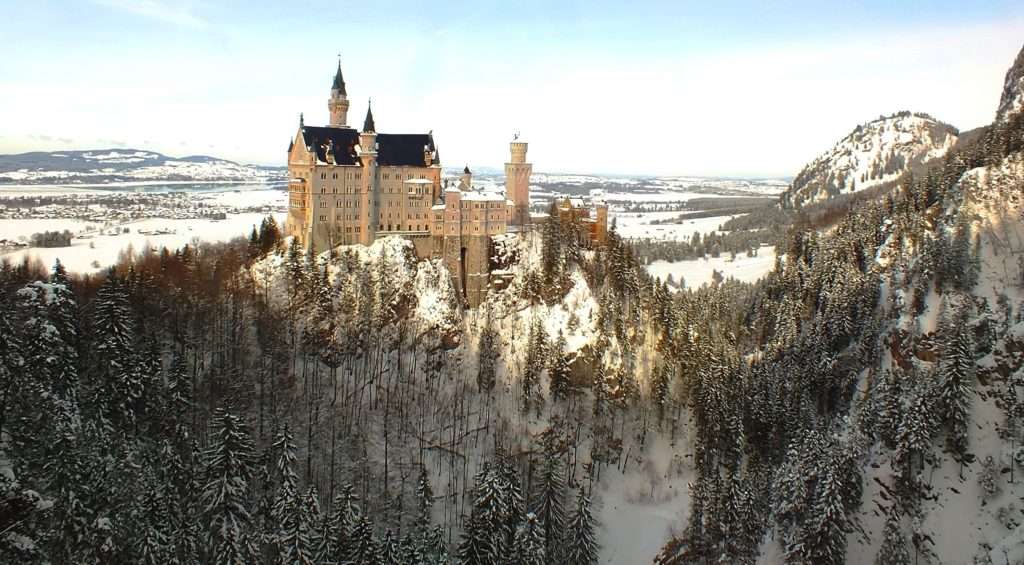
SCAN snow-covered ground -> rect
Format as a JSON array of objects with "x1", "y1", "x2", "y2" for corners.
[
  {"x1": 595, "y1": 433, "x2": 692, "y2": 564},
  {"x1": 612, "y1": 211, "x2": 740, "y2": 241},
  {"x1": 2, "y1": 212, "x2": 284, "y2": 273},
  {"x1": 646, "y1": 246, "x2": 778, "y2": 288},
  {"x1": 0, "y1": 219, "x2": 96, "y2": 242}
]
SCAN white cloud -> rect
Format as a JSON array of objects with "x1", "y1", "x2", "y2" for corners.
[{"x1": 92, "y1": 0, "x2": 207, "y2": 29}]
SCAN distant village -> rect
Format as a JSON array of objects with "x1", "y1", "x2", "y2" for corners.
[{"x1": 0, "y1": 190, "x2": 286, "y2": 250}]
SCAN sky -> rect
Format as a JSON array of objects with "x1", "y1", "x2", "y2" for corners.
[{"x1": 0, "y1": 1, "x2": 1022, "y2": 177}]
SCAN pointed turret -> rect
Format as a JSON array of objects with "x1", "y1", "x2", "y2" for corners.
[
  {"x1": 363, "y1": 101, "x2": 376, "y2": 133},
  {"x1": 331, "y1": 61, "x2": 347, "y2": 95},
  {"x1": 328, "y1": 60, "x2": 350, "y2": 127}
]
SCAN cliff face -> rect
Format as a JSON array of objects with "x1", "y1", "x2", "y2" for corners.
[{"x1": 996, "y1": 43, "x2": 1024, "y2": 124}]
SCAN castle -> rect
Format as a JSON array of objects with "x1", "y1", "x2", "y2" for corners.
[{"x1": 285, "y1": 61, "x2": 605, "y2": 306}]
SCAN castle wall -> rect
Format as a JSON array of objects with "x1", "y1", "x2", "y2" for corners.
[{"x1": 292, "y1": 160, "x2": 440, "y2": 252}]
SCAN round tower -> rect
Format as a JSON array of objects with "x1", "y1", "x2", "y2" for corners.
[
  {"x1": 328, "y1": 61, "x2": 350, "y2": 127},
  {"x1": 460, "y1": 165, "x2": 472, "y2": 190},
  {"x1": 505, "y1": 136, "x2": 532, "y2": 226},
  {"x1": 358, "y1": 102, "x2": 378, "y2": 243}
]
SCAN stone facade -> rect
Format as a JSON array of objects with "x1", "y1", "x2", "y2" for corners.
[{"x1": 430, "y1": 185, "x2": 511, "y2": 306}]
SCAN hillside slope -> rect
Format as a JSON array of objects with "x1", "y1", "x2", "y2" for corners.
[
  {"x1": 0, "y1": 148, "x2": 285, "y2": 185},
  {"x1": 783, "y1": 112, "x2": 958, "y2": 207}
]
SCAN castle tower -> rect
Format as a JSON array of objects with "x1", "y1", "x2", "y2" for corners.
[
  {"x1": 460, "y1": 165, "x2": 472, "y2": 190},
  {"x1": 594, "y1": 201, "x2": 609, "y2": 244},
  {"x1": 505, "y1": 136, "x2": 532, "y2": 226},
  {"x1": 359, "y1": 102, "x2": 378, "y2": 244},
  {"x1": 328, "y1": 61, "x2": 350, "y2": 127}
]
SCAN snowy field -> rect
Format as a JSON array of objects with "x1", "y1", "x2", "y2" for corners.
[
  {"x1": 612, "y1": 211, "x2": 740, "y2": 241},
  {"x1": 601, "y1": 191, "x2": 756, "y2": 203},
  {"x1": 2, "y1": 212, "x2": 285, "y2": 273},
  {"x1": 0, "y1": 219, "x2": 96, "y2": 241},
  {"x1": 198, "y1": 188, "x2": 286, "y2": 208},
  {"x1": 646, "y1": 246, "x2": 778, "y2": 288}
]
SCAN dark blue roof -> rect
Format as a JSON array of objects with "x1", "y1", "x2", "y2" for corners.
[{"x1": 300, "y1": 126, "x2": 436, "y2": 167}]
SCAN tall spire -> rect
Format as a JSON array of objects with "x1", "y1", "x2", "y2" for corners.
[
  {"x1": 332, "y1": 58, "x2": 346, "y2": 95},
  {"x1": 363, "y1": 100, "x2": 375, "y2": 133}
]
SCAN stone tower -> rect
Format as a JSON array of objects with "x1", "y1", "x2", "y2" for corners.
[
  {"x1": 460, "y1": 165, "x2": 472, "y2": 189},
  {"x1": 358, "y1": 102, "x2": 378, "y2": 244},
  {"x1": 505, "y1": 136, "x2": 532, "y2": 225},
  {"x1": 328, "y1": 61, "x2": 350, "y2": 127}
]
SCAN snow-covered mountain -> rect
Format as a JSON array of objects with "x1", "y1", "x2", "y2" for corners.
[
  {"x1": 0, "y1": 149, "x2": 286, "y2": 185},
  {"x1": 783, "y1": 112, "x2": 959, "y2": 207},
  {"x1": 997, "y1": 42, "x2": 1024, "y2": 124}
]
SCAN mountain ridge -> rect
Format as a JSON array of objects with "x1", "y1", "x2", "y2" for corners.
[
  {"x1": 0, "y1": 148, "x2": 286, "y2": 185},
  {"x1": 782, "y1": 111, "x2": 959, "y2": 208}
]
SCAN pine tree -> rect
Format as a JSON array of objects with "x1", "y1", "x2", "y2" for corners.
[
  {"x1": 415, "y1": 464, "x2": 434, "y2": 533},
  {"x1": 511, "y1": 512, "x2": 546, "y2": 565},
  {"x1": 497, "y1": 449, "x2": 526, "y2": 555},
  {"x1": 381, "y1": 529, "x2": 402, "y2": 565},
  {"x1": 548, "y1": 331, "x2": 572, "y2": 402},
  {"x1": 938, "y1": 303, "x2": 975, "y2": 473},
  {"x1": 421, "y1": 525, "x2": 449, "y2": 564},
  {"x1": 200, "y1": 408, "x2": 258, "y2": 564},
  {"x1": 875, "y1": 509, "x2": 910, "y2": 565},
  {"x1": 530, "y1": 457, "x2": 566, "y2": 563},
  {"x1": 522, "y1": 317, "x2": 548, "y2": 414},
  {"x1": 349, "y1": 514, "x2": 381, "y2": 564},
  {"x1": 90, "y1": 271, "x2": 143, "y2": 428},
  {"x1": 458, "y1": 464, "x2": 505, "y2": 564},
  {"x1": 322, "y1": 484, "x2": 360, "y2": 562},
  {"x1": 278, "y1": 486, "x2": 320, "y2": 565},
  {"x1": 564, "y1": 490, "x2": 599, "y2": 565},
  {"x1": 477, "y1": 323, "x2": 499, "y2": 393},
  {"x1": 457, "y1": 513, "x2": 495, "y2": 565}
]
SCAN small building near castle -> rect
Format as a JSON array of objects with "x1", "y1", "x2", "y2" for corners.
[
  {"x1": 556, "y1": 196, "x2": 609, "y2": 247},
  {"x1": 285, "y1": 60, "x2": 606, "y2": 307}
]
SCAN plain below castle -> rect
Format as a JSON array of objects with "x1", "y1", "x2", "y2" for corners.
[{"x1": 285, "y1": 61, "x2": 607, "y2": 306}]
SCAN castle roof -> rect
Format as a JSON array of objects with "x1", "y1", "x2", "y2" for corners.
[
  {"x1": 332, "y1": 62, "x2": 346, "y2": 95},
  {"x1": 363, "y1": 103, "x2": 375, "y2": 133},
  {"x1": 463, "y1": 165, "x2": 471, "y2": 174},
  {"x1": 299, "y1": 126, "x2": 436, "y2": 167}
]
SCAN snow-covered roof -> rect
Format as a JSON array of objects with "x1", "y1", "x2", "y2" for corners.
[
  {"x1": 462, "y1": 191, "x2": 506, "y2": 202},
  {"x1": 404, "y1": 178, "x2": 433, "y2": 185}
]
